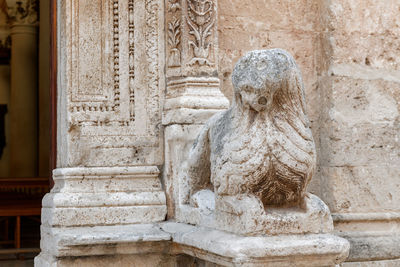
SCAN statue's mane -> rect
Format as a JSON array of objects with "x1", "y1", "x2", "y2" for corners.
[{"x1": 258, "y1": 63, "x2": 316, "y2": 206}]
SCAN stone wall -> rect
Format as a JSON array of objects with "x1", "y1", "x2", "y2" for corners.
[
  {"x1": 319, "y1": 0, "x2": 400, "y2": 214},
  {"x1": 318, "y1": 2, "x2": 400, "y2": 262},
  {"x1": 217, "y1": 0, "x2": 400, "y2": 264}
]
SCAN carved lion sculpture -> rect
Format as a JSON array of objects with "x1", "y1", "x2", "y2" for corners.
[{"x1": 185, "y1": 49, "x2": 316, "y2": 209}]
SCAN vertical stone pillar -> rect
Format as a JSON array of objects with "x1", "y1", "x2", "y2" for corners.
[
  {"x1": 318, "y1": 0, "x2": 400, "y2": 264},
  {"x1": 36, "y1": 0, "x2": 169, "y2": 265},
  {"x1": 163, "y1": 0, "x2": 229, "y2": 218},
  {"x1": 8, "y1": 1, "x2": 38, "y2": 177}
]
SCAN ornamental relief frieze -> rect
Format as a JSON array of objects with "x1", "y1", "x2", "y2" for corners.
[
  {"x1": 166, "y1": 0, "x2": 217, "y2": 77},
  {"x1": 187, "y1": 0, "x2": 215, "y2": 66}
]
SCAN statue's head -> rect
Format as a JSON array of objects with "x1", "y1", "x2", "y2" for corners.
[{"x1": 232, "y1": 49, "x2": 302, "y2": 113}]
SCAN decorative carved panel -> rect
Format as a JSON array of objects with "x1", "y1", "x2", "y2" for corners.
[
  {"x1": 166, "y1": 0, "x2": 218, "y2": 78},
  {"x1": 65, "y1": 0, "x2": 164, "y2": 166}
]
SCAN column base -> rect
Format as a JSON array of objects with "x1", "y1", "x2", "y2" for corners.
[{"x1": 42, "y1": 167, "x2": 167, "y2": 227}]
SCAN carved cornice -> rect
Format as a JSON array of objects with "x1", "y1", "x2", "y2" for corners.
[{"x1": 7, "y1": 0, "x2": 38, "y2": 26}]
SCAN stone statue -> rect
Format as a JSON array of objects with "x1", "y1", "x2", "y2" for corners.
[{"x1": 181, "y1": 49, "x2": 333, "y2": 235}]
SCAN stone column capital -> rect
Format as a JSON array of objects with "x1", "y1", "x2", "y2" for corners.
[{"x1": 7, "y1": 0, "x2": 38, "y2": 27}]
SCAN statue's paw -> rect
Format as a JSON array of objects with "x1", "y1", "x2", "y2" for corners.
[{"x1": 190, "y1": 189, "x2": 215, "y2": 215}]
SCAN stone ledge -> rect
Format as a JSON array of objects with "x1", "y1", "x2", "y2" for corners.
[
  {"x1": 36, "y1": 222, "x2": 350, "y2": 266},
  {"x1": 333, "y1": 212, "x2": 400, "y2": 232},
  {"x1": 337, "y1": 232, "x2": 400, "y2": 262},
  {"x1": 163, "y1": 222, "x2": 349, "y2": 266},
  {"x1": 333, "y1": 212, "x2": 400, "y2": 222},
  {"x1": 52, "y1": 166, "x2": 160, "y2": 177},
  {"x1": 39, "y1": 224, "x2": 171, "y2": 257},
  {"x1": 332, "y1": 212, "x2": 400, "y2": 262}
]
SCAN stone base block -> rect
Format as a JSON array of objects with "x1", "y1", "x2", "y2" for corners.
[
  {"x1": 338, "y1": 232, "x2": 400, "y2": 264},
  {"x1": 163, "y1": 77, "x2": 229, "y2": 125},
  {"x1": 178, "y1": 193, "x2": 333, "y2": 236},
  {"x1": 42, "y1": 167, "x2": 167, "y2": 227},
  {"x1": 38, "y1": 224, "x2": 171, "y2": 258}
]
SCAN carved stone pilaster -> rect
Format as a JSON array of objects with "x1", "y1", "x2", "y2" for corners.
[
  {"x1": 36, "y1": 1, "x2": 168, "y2": 264},
  {"x1": 163, "y1": 0, "x2": 228, "y2": 218},
  {"x1": 166, "y1": 0, "x2": 218, "y2": 76},
  {"x1": 164, "y1": 0, "x2": 228, "y2": 125}
]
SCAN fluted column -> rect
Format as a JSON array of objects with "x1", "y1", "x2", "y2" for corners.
[{"x1": 8, "y1": 1, "x2": 38, "y2": 177}]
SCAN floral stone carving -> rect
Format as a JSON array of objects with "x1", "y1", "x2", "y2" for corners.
[
  {"x1": 187, "y1": 0, "x2": 215, "y2": 66},
  {"x1": 181, "y1": 49, "x2": 333, "y2": 235}
]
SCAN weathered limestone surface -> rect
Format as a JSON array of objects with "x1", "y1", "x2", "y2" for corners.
[
  {"x1": 162, "y1": 222, "x2": 349, "y2": 267},
  {"x1": 216, "y1": 0, "x2": 400, "y2": 263},
  {"x1": 37, "y1": 1, "x2": 168, "y2": 264},
  {"x1": 342, "y1": 259, "x2": 400, "y2": 267},
  {"x1": 318, "y1": 0, "x2": 400, "y2": 263}
]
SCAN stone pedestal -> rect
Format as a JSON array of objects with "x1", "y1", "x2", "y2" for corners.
[
  {"x1": 178, "y1": 193, "x2": 334, "y2": 236},
  {"x1": 34, "y1": 224, "x2": 172, "y2": 267},
  {"x1": 35, "y1": 222, "x2": 350, "y2": 267},
  {"x1": 163, "y1": 222, "x2": 350, "y2": 267}
]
